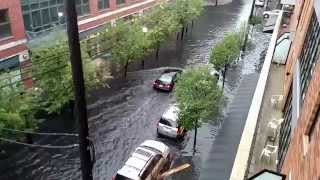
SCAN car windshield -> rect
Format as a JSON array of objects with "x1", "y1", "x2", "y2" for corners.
[
  {"x1": 140, "y1": 146, "x2": 162, "y2": 155},
  {"x1": 158, "y1": 74, "x2": 173, "y2": 83}
]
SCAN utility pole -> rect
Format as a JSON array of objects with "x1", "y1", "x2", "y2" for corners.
[{"x1": 65, "y1": 0, "x2": 93, "y2": 179}]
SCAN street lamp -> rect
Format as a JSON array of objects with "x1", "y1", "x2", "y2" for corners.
[
  {"x1": 58, "y1": 12, "x2": 64, "y2": 25},
  {"x1": 141, "y1": 26, "x2": 148, "y2": 68},
  {"x1": 142, "y1": 26, "x2": 148, "y2": 33}
]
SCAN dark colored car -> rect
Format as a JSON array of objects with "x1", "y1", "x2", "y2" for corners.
[{"x1": 153, "y1": 71, "x2": 179, "y2": 92}]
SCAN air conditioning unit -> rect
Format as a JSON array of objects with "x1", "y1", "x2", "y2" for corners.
[{"x1": 19, "y1": 50, "x2": 30, "y2": 62}]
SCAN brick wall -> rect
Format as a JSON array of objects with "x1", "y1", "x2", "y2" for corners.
[
  {"x1": 79, "y1": 0, "x2": 156, "y2": 32},
  {"x1": 0, "y1": 0, "x2": 27, "y2": 60},
  {"x1": 281, "y1": 59, "x2": 320, "y2": 180},
  {"x1": 283, "y1": 0, "x2": 314, "y2": 102},
  {"x1": 281, "y1": 0, "x2": 320, "y2": 179},
  {"x1": 0, "y1": 0, "x2": 26, "y2": 46}
]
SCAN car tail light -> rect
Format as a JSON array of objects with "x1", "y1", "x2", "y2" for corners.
[{"x1": 112, "y1": 176, "x2": 115, "y2": 180}]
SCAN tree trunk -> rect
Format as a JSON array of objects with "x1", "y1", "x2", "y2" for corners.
[
  {"x1": 215, "y1": 0, "x2": 218, "y2": 6},
  {"x1": 156, "y1": 44, "x2": 160, "y2": 59},
  {"x1": 193, "y1": 120, "x2": 198, "y2": 152},
  {"x1": 185, "y1": 24, "x2": 188, "y2": 33},
  {"x1": 141, "y1": 60, "x2": 145, "y2": 69},
  {"x1": 176, "y1": 32, "x2": 180, "y2": 41},
  {"x1": 124, "y1": 60, "x2": 129, "y2": 78},
  {"x1": 25, "y1": 118, "x2": 33, "y2": 144},
  {"x1": 180, "y1": 26, "x2": 185, "y2": 40},
  {"x1": 222, "y1": 64, "x2": 227, "y2": 89},
  {"x1": 191, "y1": 20, "x2": 194, "y2": 28}
]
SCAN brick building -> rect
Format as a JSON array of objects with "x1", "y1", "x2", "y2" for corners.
[
  {"x1": 0, "y1": 0, "x2": 30, "y2": 87},
  {"x1": 278, "y1": 0, "x2": 320, "y2": 179}
]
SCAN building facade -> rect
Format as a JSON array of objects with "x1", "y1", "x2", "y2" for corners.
[
  {"x1": 0, "y1": 0, "x2": 31, "y2": 88},
  {"x1": 20, "y1": 0, "x2": 157, "y2": 39},
  {"x1": 0, "y1": 0, "x2": 158, "y2": 88},
  {"x1": 279, "y1": 0, "x2": 320, "y2": 179}
]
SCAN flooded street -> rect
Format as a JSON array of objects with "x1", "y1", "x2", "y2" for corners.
[{"x1": 0, "y1": 1, "x2": 272, "y2": 179}]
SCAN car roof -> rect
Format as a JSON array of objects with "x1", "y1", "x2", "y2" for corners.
[
  {"x1": 116, "y1": 156, "x2": 145, "y2": 180},
  {"x1": 116, "y1": 140, "x2": 169, "y2": 179},
  {"x1": 162, "y1": 104, "x2": 179, "y2": 122}
]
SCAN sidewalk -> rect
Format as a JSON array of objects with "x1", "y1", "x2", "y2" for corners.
[{"x1": 200, "y1": 74, "x2": 260, "y2": 180}]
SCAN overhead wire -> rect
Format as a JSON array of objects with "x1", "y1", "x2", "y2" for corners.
[
  {"x1": 0, "y1": 127, "x2": 78, "y2": 137},
  {"x1": 0, "y1": 137, "x2": 79, "y2": 149}
]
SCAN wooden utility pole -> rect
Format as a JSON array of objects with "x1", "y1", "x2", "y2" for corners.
[{"x1": 65, "y1": 0, "x2": 93, "y2": 179}]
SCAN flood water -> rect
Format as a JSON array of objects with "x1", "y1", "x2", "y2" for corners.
[{"x1": 0, "y1": 0, "x2": 272, "y2": 179}]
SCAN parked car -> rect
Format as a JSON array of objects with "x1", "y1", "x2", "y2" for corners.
[
  {"x1": 157, "y1": 104, "x2": 186, "y2": 139},
  {"x1": 263, "y1": 9, "x2": 281, "y2": 18},
  {"x1": 255, "y1": 0, "x2": 264, "y2": 7},
  {"x1": 113, "y1": 140, "x2": 172, "y2": 180},
  {"x1": 153, "y1": 70, "x2": 181, "y2": 92}
]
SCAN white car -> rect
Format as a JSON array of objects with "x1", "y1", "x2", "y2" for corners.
[
  {"x1": 113, "y1": 140, "x2": 171, "y2": 180},
  {"x1": 157, "y1": 104, "x2": 186, "y2": 139},
  {"x1": 255, "y1": 0, "x2": 264, "y2": 7},
  {"x1": 263, "y1": 9, "x2": 281, "y2": 18}
]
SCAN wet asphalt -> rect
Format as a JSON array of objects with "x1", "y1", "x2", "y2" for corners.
[{"x1": 0, "y1": 1, "x2": 272, "y2": 179}]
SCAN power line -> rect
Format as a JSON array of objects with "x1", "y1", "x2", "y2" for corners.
[
  {"x1": 0, "y1": 127, "x2": 78, "y2": 137},
  {"x1": 0, "y1": 64, "x2": 68, "y2": 89},
  {"x1": 0, "y1": 137, "x2": 79, "y2": 149}
]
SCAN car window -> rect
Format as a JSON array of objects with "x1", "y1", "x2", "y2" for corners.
[
  {"x1": 114, "y1": 174, "x2": 133, "y2": 180},
  {"x1": 135, "y1": 149, "x2": 152, "y2": 158},
  {"x1": 140, "y1": 146, "x2": 162, "y2": 155},
  {"x1": 158, "y1": 75, "x2": 172, "y2": 84},
  {"x1": 140, "y1": 154, "x2": 163, "y2": 179},
  {"x1": 159, "y1": 118, "x2": 172, "y2": 127}
]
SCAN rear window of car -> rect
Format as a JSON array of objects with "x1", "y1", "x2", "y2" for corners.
[
  {"x1": 140, "y1": 146, "x2": 163, "y2": 155},
  {"x1": 114, "y1": 174, "x2": 133, "y2": 180},
  {"x1": 159, "y1": 74, "x2": 172, "y2": 83},
  {"x1": 135, "y1": 149, "x2": 152, "y2": 158},
  {"x1": 159, "y1": 118, "x2": 173, "y2": 127}
]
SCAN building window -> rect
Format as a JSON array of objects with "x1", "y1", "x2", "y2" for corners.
[
  {"x1": 98, "y1": 0, "x2": 110, "y2": 10},
  {"x1": 0, "y1": 56, "x2": 21, "y2": 89},
  {"x1": 300, "y1": 12, "x2": 320, "y2": 101},
  {"x1": 278, "y1": 86, "x2": 292, "y2": 171},
  {"x1": 116, "y1": 0, "x2": 126, "y2": 5},
  {"x1": 0, "y1": 9, "x2": 12, "y2": 39},
  {"x1": 76, "y1": 0, "x2": 90, "y2": 16},
  {"x1": 22, "y1": 0, "x2": 65, "y2": 35},
  {"x1": 307, "y1": 106, "x2": 320, "y2": 142},
  {"x1": 21, "y1": 0, "x2": 89, "y2": 37}
]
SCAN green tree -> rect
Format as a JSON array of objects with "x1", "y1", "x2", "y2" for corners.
[
  {"x1": 174, "y1": 0, "x2": 203, "y2": 40},
  {"x1": 175, "y1": 66, "x2": 224, "y2": 150},
  {"x1": 142, "y1": 5, "x2": 180, "y2": 59},
  {"x1": 210, "y1": 33, "x2": 240, "y2": 88},
  {"x1": 107, "y1": 21, "x2": 149, "y2": 77},
  {"x1": 0, "y1": 80, "x2": 40, "y2": 141},
  {"x1": 31, "y1": 41, "x2": 100, "y2": 113}
]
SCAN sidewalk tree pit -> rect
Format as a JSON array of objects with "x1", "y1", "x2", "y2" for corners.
[{"x1": 175, "y1": 66, "x2": 224, "y2": 150}]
